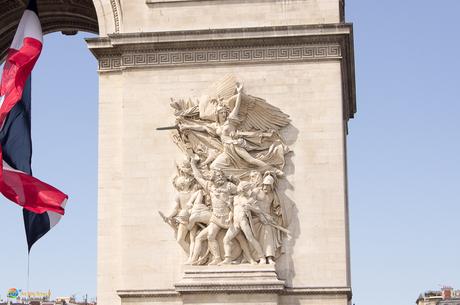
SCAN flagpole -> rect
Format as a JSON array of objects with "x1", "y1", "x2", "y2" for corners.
[{"x1": 27, "y1": 252, "x2": 30, "y2": 304}]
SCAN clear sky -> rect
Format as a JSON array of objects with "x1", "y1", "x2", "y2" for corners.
[
  {"x1": 347, "y1": 1, "x2": 460, "y2": 305},
  {"x1": 0, "y1": 1, "x2": 459, "y2": 304},
  {"x1": 0, "y1": 33, "x2": 98, "y2": 302}
]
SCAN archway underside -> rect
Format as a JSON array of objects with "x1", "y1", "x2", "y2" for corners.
[{"x1": 0, "y1": 0, "x2": 99, "y2": 61}]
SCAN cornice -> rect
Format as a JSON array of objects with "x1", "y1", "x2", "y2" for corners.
[
  {"x1": 283, "y1": 286, "x2": 353, "y2": 300},
  {"x1": 117, "y1": 286, "x2": 352, "y2": 299},
  {"x1": 87, "y1": 23, "x2": 356, "y2": 119},
  {"x1": 88, "y1": 23, "x2": 352, "y2": 48},
  {"x1": 117, "y1": 289, "x2": 180, "y2": 298}
]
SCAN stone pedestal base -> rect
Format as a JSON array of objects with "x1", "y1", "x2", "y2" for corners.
[
  {"x1": 117, "y1": 265, "x2": 351, "y2": 305},
  {"x1": 175, "y1": 265, "x2": 284, "y2": 293}
]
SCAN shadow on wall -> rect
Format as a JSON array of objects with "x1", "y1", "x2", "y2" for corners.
[{"x1": 276, "y1": 123, "x2": 300, "y2": 287}]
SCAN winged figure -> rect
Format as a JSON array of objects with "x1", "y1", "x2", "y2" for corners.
[{"x1": 174, "y1": 77, "x2": 290, "y2": 176}]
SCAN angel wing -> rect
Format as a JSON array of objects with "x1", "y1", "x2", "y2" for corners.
[
  {"x1": 237, "y1": 94, "x2": 290, "y2": 132},
  {"x1": 203, "y1": 74, "x2": 237, "y2": 101},
  {"x1": 198, "y1": 75, "x2": 237, "y2": 121},
  {"x1": 170, "y1": 97, "x2": 199, "y2": 118}
]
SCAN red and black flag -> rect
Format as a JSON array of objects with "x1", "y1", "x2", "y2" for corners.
[{"x1": 0, "y1": 0, "x2": 68, "y2": 251}]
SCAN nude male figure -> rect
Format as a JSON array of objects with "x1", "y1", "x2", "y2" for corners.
[
  {"x1": 221, "y1": 181, "x2": 265, "y2": 265},
  {"x1": 188, "y1": 156, "x2": 236, "y2": 265}
]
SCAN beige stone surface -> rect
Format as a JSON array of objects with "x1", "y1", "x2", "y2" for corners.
[
  {"x1": 98, "y1": 72, "x2": 124, "y2": 305},
  {"x1": 183, "y1": 293, "x2": 278, "y2": 305},
  {"x1": 120, "y1": 0, "x2": 341, "y2": 33},
  {"x1": 279, "y1": 294, "x2": 349, "y2": 305},
  {"x1": 94, "y1": 1, "x2": 353, "y2": 304},
  {"x1": 97, "y1": 60, "x2": 351, "y2": 305},
  {"x1": 0, "y1": 1, "x2": 353, "y2": 305},
  {"x1": 93, "y1": 0, "x2": 120, "y2": 35},
  {"x1": 175, "y1": 265, "x2": 285, "y2": 292}
]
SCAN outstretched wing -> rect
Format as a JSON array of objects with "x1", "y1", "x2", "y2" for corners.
[
  {"x1": 238, "y1": 94, "x2": 290, "y2": 132},
  {"x1": 170, "y1": 97, "x2": 199, "y2": 118},
  {"x1": 203, "y1": 74, "x2": 237, "y2": 101},
  {"x1": 197, "y1": 75, "x2": 237, "y2": 122}
]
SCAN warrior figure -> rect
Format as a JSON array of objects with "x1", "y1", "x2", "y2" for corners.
[
  {"x1": 163, "y1": 174, "x2": 195, "y2": 253},
  {"x1": 221, "y1": 181, "x2": 265, "y2": 265},
  {"x1": 188, "y1": 157, "x2": 236, "y2": 265},
  {"x1": 252, "y1": 174, "x2": 285, "y2": 264}
]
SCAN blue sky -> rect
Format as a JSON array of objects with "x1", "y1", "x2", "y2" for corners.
[
  {"x1": 0, "y1": 33, "x2": 98, "y2": 301},
  {"x1": 347, "y1": 1, "x2": 460, "y2": 304},
  {"x1": 0, "y1": 1, "x2": 459, "y2": 304}
]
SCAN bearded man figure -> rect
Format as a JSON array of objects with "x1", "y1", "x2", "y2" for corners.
[{"x1": 188, "y1": 156, "x2": 237, "y2": 265}]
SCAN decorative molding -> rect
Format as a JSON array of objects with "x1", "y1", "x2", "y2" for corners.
[
  {"x1": 110, "y1": 0, "x2": 122, "y2": 33},
  {"x1": 147, "y1": 0, "x2": 198, "y2": 3},
  {"x1": 283, "y1": 286, "x2": 352, "y2": 299},
  {"x1": 87, "y1": 23, "x2": 356, "y2": 119},
  {"x1": 98, "y1": 44, "x2": 341, "y2": 70},
  {"x1": 146, "y1": 0, "x2": 284, "y2": 6},
  {"x1": 88, "y1": 24, "x2": 351, "y2": 71},
  {"x1": 117, "y1": 289, "x2": 179, "y2": 298},
  {"x1": 175, "y1": 284, "x2": 285, "y2": 293},
  {"x1": 174, "y1": 265, "x2": 285, "y2": 294},
  {"x1": 117, "y1": 287, "x2": 352, "y2": 299}
]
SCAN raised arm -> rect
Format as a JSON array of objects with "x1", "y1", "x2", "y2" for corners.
[
  {"x1": 190, "y1": 157, "x2": 208, "y2": 190},
  {"x1": 186, "y1": 189, "x2": 203, "y2": 210},
  {"x1": 228, "y1": 83, "x2": 243, "y2": 121},
  {"x1": 179, "y1": 124, "x2": 216, "y2": 135},
  {"x1": 166, "y1": 194, "x2": 181, "y2": 219}
]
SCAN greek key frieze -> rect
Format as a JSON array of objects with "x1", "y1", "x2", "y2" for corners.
[{"x1": 97, "y1": 44, "x2": 342, "y2": 71}]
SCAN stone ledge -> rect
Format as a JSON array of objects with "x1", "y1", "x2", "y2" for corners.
[
  {"x1": 117, "y1": 289, "x2": 180, "y2": 298},
  {"x1": 283, "y1": 287, "x2": 352, "y2": 300},
  {"x1": 87, "y1": 23, "x2": 352, "y2": 48},
  {"x1": 146, "y1": 0, "x2": 204, "y2": 3},
  {"x1": 116, "y1": 286, "x2": 352, "y2": 298},
  {"x1": 175, "y1": 264, "x2": 285, "y2": 293}
]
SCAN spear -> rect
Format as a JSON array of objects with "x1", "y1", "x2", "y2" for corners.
[
  {"x1": 156, "y1": 125, "x2": 179, "y2": 131},
  {"x1": 158, "y1": 211, "x2": 177, "y2": 232}
]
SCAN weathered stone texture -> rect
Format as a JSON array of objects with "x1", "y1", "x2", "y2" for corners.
[
  {"x1": 98, "y1": 72, "x2": 124, "y2": 305},
  {"x1": 123, "y1": 0, "x2": 341, "y2": 32},
  {"x1": 93, "y1": 1, "x2": 353, "y2": 305},
  {"x1": 97, "y1": 60, "x2": 351, "y2": 304}
]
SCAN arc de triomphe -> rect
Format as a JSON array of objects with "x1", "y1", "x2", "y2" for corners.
[{"x1": 1, "y1": 1, "x2": 355, "y2": 305}]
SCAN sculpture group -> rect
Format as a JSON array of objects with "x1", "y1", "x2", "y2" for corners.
[{"x1": 159, "y1": 76, "x2": 291, "y2": 266}]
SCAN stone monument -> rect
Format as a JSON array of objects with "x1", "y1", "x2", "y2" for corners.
[
  {"x1": 0, "y1": 0, "x2": 355, "y2": 305},
  {"x1": 86, "y1": 1, "x2": 355, "y2": 305}
]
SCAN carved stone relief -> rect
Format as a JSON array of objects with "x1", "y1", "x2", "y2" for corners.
[{"x1": 159, "y1": 76, "x2": 292, "y2": 266}]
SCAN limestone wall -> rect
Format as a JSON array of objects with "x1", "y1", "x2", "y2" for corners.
[
  {"x1": 119, "y1": 0, "x2": 341, "y2": 32},
  {"x1": 97, "y1": 60, "x2": 350, "y2": 304},
  {"x1": 93, "y1": 1, "x2": 353, "y2": 304}
]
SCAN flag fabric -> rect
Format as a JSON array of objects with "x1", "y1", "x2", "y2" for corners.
[
  {"x1": 0, "y1": 0, "x2": 68, "y2": 251},
  {"x1": 0, "y1": 2, "x2": 42, "y2": 124}
]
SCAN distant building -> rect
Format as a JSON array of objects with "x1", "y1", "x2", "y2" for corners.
[{"x1": 417, "y1": 287, "x2": 460, "y2": 305}]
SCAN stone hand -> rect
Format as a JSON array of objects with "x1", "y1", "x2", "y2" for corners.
[
  {"x1": 236, "y1": 82, "x2": 243, "y2": 93},
  {"x1": 226, "y1": 211, "x2": 233, "y2": 223}
]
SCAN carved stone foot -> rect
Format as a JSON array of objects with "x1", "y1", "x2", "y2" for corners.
[
  {"x1": 208, "y1": 257, "x2": 223, "y2": 265},
  {"x1": 258, "y1": 258, "x2": 267, "y2": 265},
  {"x1": 218, "y1": 258, "x2": 233, "y2": 265},
  {"x1": 267, "y1": 257, "x2": 276, "y2": 265}
]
